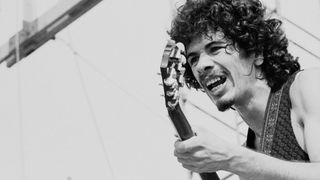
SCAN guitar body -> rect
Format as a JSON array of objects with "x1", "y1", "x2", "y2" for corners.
[{"x1": 160, "y1": 40, "x2": 220, "y2": 180}]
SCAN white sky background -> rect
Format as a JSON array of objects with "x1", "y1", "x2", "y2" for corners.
[{"x1": 0, "y1": 0, "x2": 319, "y2": 180}]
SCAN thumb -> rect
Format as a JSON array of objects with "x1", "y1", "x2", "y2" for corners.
[{"x1": 174, "y1": 136, "x2": 199, "y2": 153}]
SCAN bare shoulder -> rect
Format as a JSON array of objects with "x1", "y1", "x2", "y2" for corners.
[
  {"x1": 290, "y1": 68, "x2": 320, "y2": 162},
  {"x1": 290, "y1": 67, "x2": 320, "y2": 120},
  {"x1": 292, "y1": 68, "x2": 320, "y2": 89},
  {"x1": 290, "y1": 68, "x2": 320, "y2": 98}
]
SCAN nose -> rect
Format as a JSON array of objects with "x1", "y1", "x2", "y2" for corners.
[{"x1": 195, "y1": 53, "x2": 214, "y2": 74}]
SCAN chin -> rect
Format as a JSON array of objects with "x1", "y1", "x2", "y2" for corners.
[{"x1": 215, "y1": 99, "x2": 234, "y2": 112}]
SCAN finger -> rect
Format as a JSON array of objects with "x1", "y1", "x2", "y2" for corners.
[
  {"x1": 174, "y1": 149, "x2": 191, "y2": 159},
  {"x1": 177, "y1": 156, "x2": 200, "y2": 165},
  {"x1": 182, "y1": 164, "x2": 200, "y2": 172},
  {"x1": 174, "y1": 148, "x2": 192, "y2": 158},
  {"x1": 176, "y1": 151, "x2": 207, "y2": 164},
  {"x1": 174, "y1": 137, "x2": 199, "y2": 153},
  {"x1": 191, "y1": 150, "x2": 207, "y2": 160},
  {"x1": 174, "y1": 140, "x2": 188, "y2": 153},
  {"x1": 182, "y1": 162, "x2": 208, "y2": 173}
]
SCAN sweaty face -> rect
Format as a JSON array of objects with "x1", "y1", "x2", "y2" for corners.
[{"x1": 186, "y1": 32, "x2": 257, "y2": 111}]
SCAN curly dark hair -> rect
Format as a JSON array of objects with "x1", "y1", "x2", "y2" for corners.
[{"x1": 169, "y1": 0, "x2": 300, "y2": 91}]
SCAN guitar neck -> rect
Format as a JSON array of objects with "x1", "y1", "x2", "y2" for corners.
[
  {"x1": 167, "y1": 104, "x2": 193, "y2": 140},
  {"x1": 167, "y1": 104, "x2": 220, "y2": 180},
  {"x1": 160, "y1": 40, "x2": 219, "y2": 180}
]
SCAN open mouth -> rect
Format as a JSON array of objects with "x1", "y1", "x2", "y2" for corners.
[{"x1": 205, "y1": 76, "x2": 227, "y2": 91}]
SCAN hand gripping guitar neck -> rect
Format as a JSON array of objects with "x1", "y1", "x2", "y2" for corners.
[{"x1": 160, "y1": 40, "x2": 220, "y2": 180}]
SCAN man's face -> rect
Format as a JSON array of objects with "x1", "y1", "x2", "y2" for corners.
[{"x1": 186, "y1": 32, "x2": 257, "y2": 111}]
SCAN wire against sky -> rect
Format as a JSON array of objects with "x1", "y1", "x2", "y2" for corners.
[{"x1": 64, "y1": 31, "x2": 117, "y2": 180}]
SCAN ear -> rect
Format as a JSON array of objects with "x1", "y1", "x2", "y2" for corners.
[{"x1": 254, "y1": 56, "x2": 264, "y2": 66}]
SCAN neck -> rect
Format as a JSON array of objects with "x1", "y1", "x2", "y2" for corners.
[{"x1": 234, "y1": 81, "x2": 271, "y2": 137}]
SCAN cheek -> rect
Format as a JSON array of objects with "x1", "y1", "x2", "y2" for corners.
[
  {"x1": 228, "y1": 51, "x2": 252, "y2": 70},
  {"x1": 231, "y1": 59, "x2": 253, "y2": 78},
  {"x1": 191, "y1": 68, "x2": 200, "y2": 82},
  {"x1": 225, "y1": 64, "x2": 246, "y2": 89}
]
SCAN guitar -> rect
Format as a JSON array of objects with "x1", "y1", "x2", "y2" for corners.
[{"x1": 160, "y1": 40, "x2": 220, "y2": 180}]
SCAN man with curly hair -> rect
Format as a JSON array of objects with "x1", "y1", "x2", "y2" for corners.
[{"x1": 170, "y1": 0, "x2": 320, "y2": 179}]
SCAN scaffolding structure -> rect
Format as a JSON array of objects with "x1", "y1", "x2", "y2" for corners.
[{"x1": 0, "y1": 0, "x2": 102, "y2": 67}]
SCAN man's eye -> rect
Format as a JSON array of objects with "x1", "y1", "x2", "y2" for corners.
[
  {"x1": 188, "y1": 56, "x2": 198, "y2": 66},
  {"x1": 208, "y1": 46, "x2": 224, "y2": 54}
]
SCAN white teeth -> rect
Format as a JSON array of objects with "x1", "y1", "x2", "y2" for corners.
[
  {"x1": 212, "y1": 83, "x2": 223, "y2": 91},
  {"x1": 206, "y1": 77, "x2": 221, "y2": 86}
]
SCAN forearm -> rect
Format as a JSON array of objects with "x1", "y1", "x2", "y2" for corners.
[{"x1": 227, "y1": 147, "x2": 320, "y2": 180}]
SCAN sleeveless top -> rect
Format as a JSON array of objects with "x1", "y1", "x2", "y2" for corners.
[{"x1": 246, "y1": 71, "x2": 310, "y2": 162}]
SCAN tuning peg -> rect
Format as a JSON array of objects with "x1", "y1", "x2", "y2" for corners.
[
  {"x1": 164, "y1": 77, "x2": 177, "y2": 87},
  {"x1": 166, "y1": 89, "x2": 176, "y2": 97},
  {"x1": 160, "y1": 94, "x2": 164, "y2": 97},
  {"x1": 176, "y1": 63, "x2": 185, "y2": 72},
  {"x1": 168, "y1": 100, "x2": 179, "y2": 108},
  {"x1": 157, "y1": 72, "x2": 161, "y2": 76},
  {"x1": 169, "y1": 46, "x2": 183, "y2": 60},
  {"x1": 178, "y1": 68, "x2": 186, "y2": 75},
  {"x1": 172, "y1": 90, "x2": 179, "y2": 100},
  {"x1": 159, "y1": 83, "x2": 163, "y2": 86},
  {"x1": 178, "y1": 75, "x2": 185, "y2": 85},
  {"x1": 176, "y1": 42, "x2": 185, "y2": 53},
  {"x1": 180, "y1": 54, "x2": 187, "y2": 65},
  {"x1": 169, "y1": 42, "x2": 186, "y2": 61}
]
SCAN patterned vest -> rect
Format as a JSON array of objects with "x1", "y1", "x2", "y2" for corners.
[{"x1": 246, "y1": 72, "x2": 310, "y2": 162}]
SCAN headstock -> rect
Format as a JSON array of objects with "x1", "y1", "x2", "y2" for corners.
[
  {"x1": 160, "y1": 40, "x2": 187, "y2": 110},
  {"x1": 159, "y1": 40, "x2": 221, "y2": 180}
]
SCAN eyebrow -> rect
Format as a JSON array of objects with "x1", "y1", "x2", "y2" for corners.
[{"x1": 186, "y1": 40, "x2": 226, "y2": 59}]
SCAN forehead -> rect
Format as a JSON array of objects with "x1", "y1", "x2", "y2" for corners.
[{"x1": 186, "y1": 31, "x2": 226, "y2": 54}]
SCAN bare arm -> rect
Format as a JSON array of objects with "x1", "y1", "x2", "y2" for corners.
[
  {"x1": 229, "y1": 68, "x2": 320, "y2": 180},
  {"x1": 229, "y1": 146, "x2": 320, "y2": 180},
  {"x1": 174, "y1": 68, "x2": 320, "y2": 180}
]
